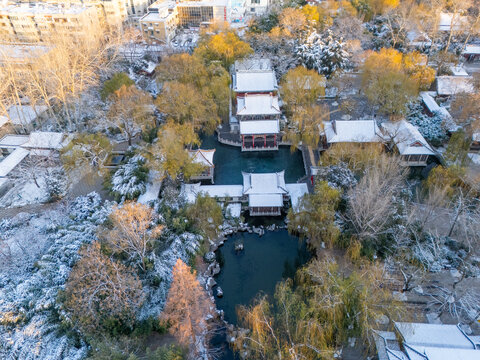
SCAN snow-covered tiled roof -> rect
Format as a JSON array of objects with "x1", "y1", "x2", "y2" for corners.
[
  {"x1": 450, "y1": 65, "x2": 469, "y2": 76},
  {"x1": 0, "y1": 147, "x2": 29, "y2": 177},
  {"x1": 404, "y1": 345, "x2": 479, "y2": 360},
  {"x1": 463, "y1": 44, "x2": 480, "y2": 55},
  {"x1": 237, "y1": 94, "x2": 281, "y2": 116},
  {"x1": 189, "y1": 149, "x2": 215, "y2": 167},
  {"x1": 324, "y1": 120, "x2": 381, "y2": 143},
  {"x1": 0, "y1": 116, "x2": 8, "y2": 128},
  {"x1": 242, "y1": 171, "x2": 287, "y2": 195},
  {"x1": 182, "y1": 183, "x2": 244, "y2": 203},
  {"x1": 438, "y1": 13, "x2": 468, "y2": 32},
  {"x1": 420, "y1": 92, "x2": 452, "y2": 119},
  {"x1": 285, "y1": 183, "x2": 308, "y2": 211},
  {"x1": 437, "y1": 76, "x2": 474, "y2": 96},
  {"x1": 395, "y1": 323, "x2": 475, "y2": 350},
  {"x1": 240, "y1": 120, "x2": 279, "y2": 135},
  {"x1": 381, "y1": 121, "x2": 435, "y2": 156},
  {"x1": 0, "y1": 134, "x2": 29, "y2": 148},
  {"x1": 22, "y1": 132, "x2": 65, "y2": 150},
  {"x1": 234, "y1": 71, "x2": 278, "y2": 93},
  {"x1": 3, "y1": 105, "x2": 48, "y2": 126},
  {"x1": 248, "y1": 193, "x2": 283, "y2": 207},
  {"x1": 0, "y1": 44, "x2": 51, "y2": 64}
]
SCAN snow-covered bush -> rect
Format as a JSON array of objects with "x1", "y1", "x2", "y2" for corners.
[
  {"x1": 0, "y1": 192, "x2": 112, "y2": 360},
  {"x1": 110, "y1": 154, "x2": 149, "y2": 202},
  {"x1": 139, "y1": 231, "x2": 202, "y2": 319},
  {"x1": 314, "y1": 163, "x2": 357, "y2": 190},
  {"x1": 296, "y1": 30, "x2": 350, "y2": 78},
  {"x1": 44, "y1": 168, "x2": 67, "y2": 202},
  {"x1": 407, "y1": 102, "x2": 448, "y2": 146}
]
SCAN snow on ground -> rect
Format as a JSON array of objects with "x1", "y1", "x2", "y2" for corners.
[
  {"x1": 0, "y1": 176, "x2": 48, "y2": 208},
  {"x1": 226, "y1": 203, "x2": 242, "y2": 218},
  {"x1": 468, "y1": 153, "x2": 480, "y2": 165},
  {"x1": 0, "y1": 193, "x2": 112, "y2": 360},
  {"x1": 138, "y1": 172, "x2": 162, "y2": 204}
]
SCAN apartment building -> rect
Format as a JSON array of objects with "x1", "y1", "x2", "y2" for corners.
[
  {"x1": 125, "y1": 0, "x2": 154, "y2": 16},
  {"x1": 139, "y1": 1, "x2": 177, "y2": 44},
  {"x1": 245, "y1": 0, "x2": 269, "y2": 16},
  {"x1": 140, "y1": 0, "x2": 229, "y2": 44},
  {"x1": 0, "y1": 3, "x2": 100, "y2": 42},
  {"x1": 20, "y1": 0, "x2": 128, "y2": 28}
]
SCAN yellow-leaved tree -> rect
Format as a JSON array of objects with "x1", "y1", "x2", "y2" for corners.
[
  {"x1": 147, "y1": 120, "x2": 205, "y2": 181},
  {"x1": 362, "y1": 48, "x2": 435, "y2": 119},
  {"x1": 194, "y1": 29, "x2": 253, "y2": 68}
]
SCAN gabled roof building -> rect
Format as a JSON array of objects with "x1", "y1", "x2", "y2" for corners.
[
  {"x1": 381, "y1": 120, "x2": 435, "y2": 166},
  {"x1": 188, "y1": 149, "x2": 215, "y2": 183},
  {"x1": 375, "y1": 322, "x2": 480, "y2": 360}
]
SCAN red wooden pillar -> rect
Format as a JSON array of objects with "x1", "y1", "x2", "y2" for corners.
[
  {"x1": 242, "y1": 135, "x2": 244, "y2": 149},
  {"x1": 264, "y1": 135, "x2": 266, "y2": 147},
  {"x1": 274, "y1": 134, "x2": 277, "y2": 147},
  {"x1": 252, "y1": 135, "x2": 254, "y2": 148}
]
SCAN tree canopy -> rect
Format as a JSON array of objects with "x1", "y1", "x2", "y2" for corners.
[
  {"x1": 147, "y1": 120, "x2": 205, "y2": 181},
  {"x1": 194, "y1": 30, "x2": 253, "y2": 68}
]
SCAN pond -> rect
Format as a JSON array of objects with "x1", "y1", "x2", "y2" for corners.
[
  {"x1": 200, "y1": 135, "x2": 305, "y2": 184},
  {"x1": 214, "y1": 229, "x2": 310, "y2": 325}
]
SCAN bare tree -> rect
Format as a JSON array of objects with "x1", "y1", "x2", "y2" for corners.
[
  {"x1": 343, "y1": 154, "x2": 408, "y2": 244},
  {"x1": 105, "y1": 202, "x2": 163, "y2": 271},
  {"x1": 106, "y1": 85, "x2": 155, "y2": 145}
]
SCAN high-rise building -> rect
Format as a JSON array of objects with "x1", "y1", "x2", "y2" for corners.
[
  {"x1": 17, "y1": 0, "x2": 128, "y2": 28},
  {"x1": 0, "y1": 3, "x2": 100, "y2": 42},
  {"x1": 140, "y1": 0, "x2": 229, "y2": 44}
]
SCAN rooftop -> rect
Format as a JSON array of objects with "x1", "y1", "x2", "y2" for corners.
[
  {"x1": 248, "y1": 193, "x2": 283, "y2": 207},
  {"x1": 2, "y1": 105, "x2": 48, "y2": 127},
  {"x1": 395, "y1": 322, "x2": 476, "y2": 350},
  {"x1": 0, "y1": 44, "x2": 51, "y2": 64},
  {"x1": 234, "y1": 70, "x2": 278, "y2": 93},
  {"x1": 0, "y1": 3, "x2": 93, "y2": 15},
  {"x1": 381, "y1": 121, "x2": 435, "y2": 156},
  {"x1": 236, "y1": 94, "x2": 281, "y2": 116},
  {"x1": 420, "y1": 92, "x2": 451, "y2": 119},
  {"x1": 463, "y1": 44, "x2": 480, "y2": 55},
  {"x1": 324, "y1": 119, "x2": 381, "y2": 143},
  {"x1": 437, "y1": 76, "x2": 475, "y2": 96},
  {"x1": 0, "y1": 134, "x2": 29, "y2": 149},
  {"x1": 0, "y1": 147, "x2": 29, "y2": 178},
  {"x1": 242, "y1": 171, "x2": 287, "y2": 195},
  {"x1": 182, "y1": 183, "x2": 244, "y2": 202},
  {"x1": 189, "y1": 149, "x2": 215, "y2": 167},
  {"x1": 239, "y1": 120, "x2": 279, "y2": 135},
  {"x1": 22, "y1": 132, "x2": 66, "y2": 150},
  {"x1": 438, "y1": 12, "x2": 468, "y2": 32}
]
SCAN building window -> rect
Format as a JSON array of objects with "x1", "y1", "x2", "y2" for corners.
[
  {"x1": 250, "y1": 7, "x2": 255, "y2": 12},
  {"x1": 251, "y1": 0, "x2": 261, "y2": 4}
]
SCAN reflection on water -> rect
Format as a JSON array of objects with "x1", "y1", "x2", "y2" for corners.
[
  {"x1": 214, "y1": 230, "x2": 310, "y2": 325},
  {"x1": 200, "y1": 135, "x2": 305, "y2": 184}
]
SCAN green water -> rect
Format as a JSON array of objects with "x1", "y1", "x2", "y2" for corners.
[
  {"x1": 214, "y1": 230, "x2": 310, "y2": 325},
  {"x1": 200, "y1": 135, "x2": 305, "y2": 184}
]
